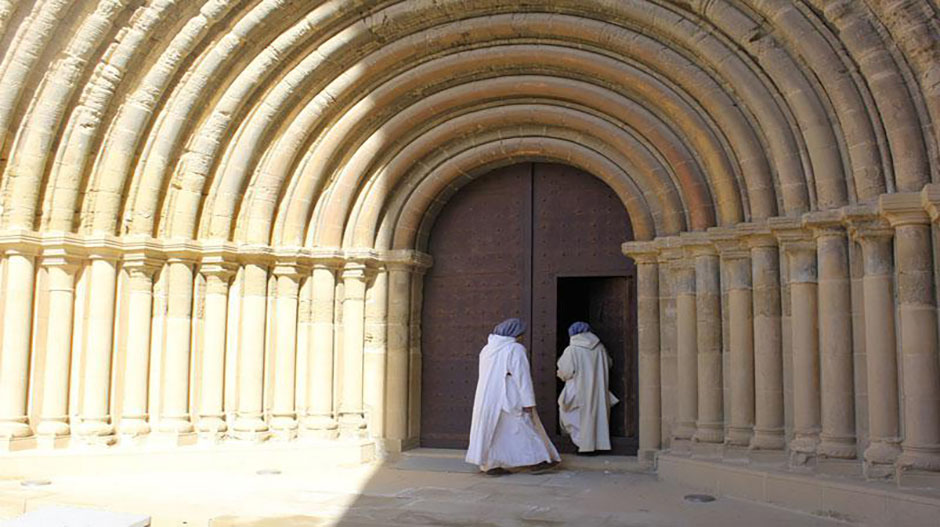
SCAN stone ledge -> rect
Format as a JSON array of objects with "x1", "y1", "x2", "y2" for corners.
[
  {"x1": 0, "y1": 439, "x2": 376, "y2": 480},
  {"x1": 658, "y1": 453, "x2": 940, "y2": 527}
]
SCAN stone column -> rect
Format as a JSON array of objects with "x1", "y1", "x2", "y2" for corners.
[
  {"x1": 340, "y1": 263, "x2": 370, "y2": 438},
  {"x1": 806, "y1": 213, "x2": 856, "y2": 459},
  {"x1": 674, "y1": 259, "x2": 697, "y2": 442},
  {"x1": 385, "y1": 263, "x2": 412, "y2": 447},
  {"x1": 689, "y1": 241, "x2": 722, "y2": 444},
  {"x1": 196, "y1": 263, "x2": 235, "y2": 438},
  {"x1": 624, "y1": 244, "x2": 662, "y2": 460},
  {"x1": 75, "y1": 250, "x2": 119, "y2": 443},
  {"x1": 407, "y1": 267, "x2": 427, "y2": 441},
  {"x1": 117, "y1": 256, "x2": 160, "y2": 439},
  {"x1": 0, "y1": 246, "x2": 37, "y2": 444},
  {"x1": 364, "y1": 267, "x2": 388, "y2": 439},
  {"x1": 233, "y1": 262, "x2": 269, "y2": 440},
  {"x1": 657, "y1": 244, "x2": 680, "y2": 446},
  {"x1": 35, "y1": 251, "x2": 78, "y2": 442},
  {"x1": 303, "y1": 262, "x2": 338, "y2": 437},
  {"x1": 884, "y1": 193, "x2": 940, "y2": 471},
  {"x1": 271, "y1": 262, "x2": 302, "y2": 439},
  {"x1": 774, "y1": 224, "x2": 820, "y2": 463},
  {"x1": 158, "y1": 258, "x2": 195, "y2": 437},
  {"x1": 719, "y1": 239, "x2": 754, "y2": 447},
  {"x1": 847, "y1": 213, "x2": 901, "y2": 473},
  {"x1": 747, "y1": 233, "x2": 786, "y2": 450}
]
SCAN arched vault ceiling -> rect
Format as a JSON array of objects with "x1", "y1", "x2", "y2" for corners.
[{"x1": 0, "y1": 0, "x2": 936, "y2": 245}]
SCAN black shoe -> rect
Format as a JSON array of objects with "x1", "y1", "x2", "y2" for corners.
[
  {"x1": 576, "y1": 450, "x2": 600, "y2": 457},
  {"x1": 485, "y1": 467, "x2": 511, "y2": 476},
  {"x1": 529, "y1": 461, "x2": 560, "y2": 475}
]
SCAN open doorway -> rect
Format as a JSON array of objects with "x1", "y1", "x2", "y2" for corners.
[{"x1": 556, "y1": 276, "x2": 638, "y2": 455}]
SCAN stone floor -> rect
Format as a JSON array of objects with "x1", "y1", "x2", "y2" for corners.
[{"x1": 0, "y1": 449, "x2": 848, "y2": 527}]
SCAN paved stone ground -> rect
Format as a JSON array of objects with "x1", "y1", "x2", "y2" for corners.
[{"x1": 0, "y1": 451, "x2": 848, "y2": 527}]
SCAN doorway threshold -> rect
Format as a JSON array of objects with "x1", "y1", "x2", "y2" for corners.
[{"x1": 396, "y1": 448, "x2": 651, "y2": 474}]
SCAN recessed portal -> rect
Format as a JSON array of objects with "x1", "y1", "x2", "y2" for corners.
[{"x1": 419, "y1": 162, "x2": 637, "y2": 453}]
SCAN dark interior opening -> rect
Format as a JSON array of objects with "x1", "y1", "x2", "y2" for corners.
[{"x1": 556, "y1": 276, "x2": 638, "y2": 454}]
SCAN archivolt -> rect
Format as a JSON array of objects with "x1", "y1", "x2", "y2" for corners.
[{"x1": 0, "y1": 0, "x2": 933, "y2": 250}]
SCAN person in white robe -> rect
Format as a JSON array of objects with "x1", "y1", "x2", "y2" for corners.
[
  {"x1": 465, "y1": 318, "x2": 561, "y2": 475},
  {"x1": 557, "y1": 321, "x2": 619, "y2": 453}
]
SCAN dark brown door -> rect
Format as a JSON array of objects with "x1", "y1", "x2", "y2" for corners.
[{"x1": 420, "y1": 163, "x2": 636, "y2": 453}]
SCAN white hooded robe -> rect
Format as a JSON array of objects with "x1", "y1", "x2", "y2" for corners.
[
  {"x1": 465, "y1": 334, "x2": 560, "y2": 471},
  {"x1": 557, "y1": 331, "x2": 619, "y2": 452}
]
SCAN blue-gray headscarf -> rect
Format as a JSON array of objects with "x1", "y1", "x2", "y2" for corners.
[
  {"x1": 568, "y1": 321, "x2": 592, "y2": 337},
  {"x1": 493, "y1": 318, "x2": 526, "y2": 338}
]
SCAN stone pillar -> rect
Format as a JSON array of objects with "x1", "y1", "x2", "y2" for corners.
[
  {"x1": 847, "y1": 214, "x2": 901, "y2": 474},
  {"x1": 75, "y1": 250, "x2": 118, "y2": 444},
  {"x1": 747, "y1": 233, "x2": 786, "y2": 450},
  {"x1": 407, "y1": 267, "x2": 427, "y2": 441},
  {"x1": 271, "y1": 262, "x2": 302, "y2": 439},
  {"x1": 883, "y1": 193, "x2": 940, "y2": 472},
  {"x1": 657, "y1": 244, "x2": 680, "y2": 446},
  {"x1": 340, "y1": 263, "x2": 370, "y2": 438},
  {"x1": 719, "y1": 239, "x2": 754, "y2": 447},
  {"x1": 386, "y1": 263, "x2": 412, "y2": 447},
  {"x1": 196, "y1": 263, "x2": 235, "y2": 438},
  {"x1": 674, "y1": 259, "x2": 697, "y2": 442},
  {"x1": 625, "y1": 244, "x2": 661, "y2": 460},
  {"x1": 0, "y1": 246, "x2": 37, "y2": 444},
  {"x1": 303, "y1": 262, "x2": 338, "y2": 437},
  {"x1": 158, "y1": 258, "x2": 195, "y2": 437},
  {"x1": 774, "y1": 224, "x2": 820, "y2": 463},
  {"x1": 806, "y1": 213, "x2": 856, "y2": 460},
  {"x1": 233, "y1": 262, "x2": 269, "y2": 440},
  {"x1": 34, "y1": 251, "x2": 78, "y2": 442},
  {"x1": 117, "y1": 256, "x2": 160, "y2": 439},
  {"x1": 689, "y1": 242, "x2": 722, "y2": 444}
]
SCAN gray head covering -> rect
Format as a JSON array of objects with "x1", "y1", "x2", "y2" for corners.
[
  {"x1": 493, "y1": 318, "x2": 526, "y2": 338},
  {"x1": 568, "y1": 321, "x2": 591, "y2": 337}
]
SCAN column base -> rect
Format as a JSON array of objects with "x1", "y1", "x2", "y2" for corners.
[
  {"x1": 724, "y1": 426, "x2": 753, "y2": 447},
  {"x1": 0, "y1": 435, "x2": 36, "y2": 451},
  {"x1": 270, "y1": 416, "x2": 298, "y2": 441},
  {"x1": 36, "y1": 419, "x2": 70, "y2": 437},
  {"x1": 232, "y1": 415, "x2": 270, "y2": 442},
  {"x1": 863, "y1": 440, "x2": 901, "y2": 467},
  {"x1": 157, "y1": 417, "x2": 194, "y2": 434},
  {"x1": 749, "y1": 429, "x2": 786, "y2": 450},
  {"x1": 196, "y1": 416, "x2": 227, "y2": 434},
  {"x1": 637, "y1": 448, "x2": 660, "y2": 465},
  {"x1": 0, "y1": 420, "x2": 32, "y2": 439},
  {"x1": 338, "y1": 413, "x2": 367, "y2": 439},
  {"x1": 74, "y1": 420, "x2": 115, "y2": 446},
  {"x1": 818, "y1": 436, "x2": 857, "y2": 459},
  {"x1": 788, "y1": 434, "x2": 819, "y2": 469},
  {"x1": 116, "y1": 417, "x2": 151, "y2": 438},
  {"x1": 897, "y1": 446, "x2": 940, "y2": 472},
  {"x1": 692, "y1": 424, "x2": 724, "y2": 444}
]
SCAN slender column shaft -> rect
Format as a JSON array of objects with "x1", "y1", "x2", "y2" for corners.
[
  {"x1": 749, "y1": 240, "x2": 785, "y2": 450},
  {"x1": 386, "y1": 266, "x2": 412, "y2": 443},
  {"x1": 159, "y1": 260, "x2": 194, "y2": 434},
  {"x1": 234, "y1": 263, "x2": 268, "y2": 437},
  {"x1": 304, "y1": 264, "x2": 337, "y2": 436},
  {"x1": 636, "y1": 256, "x2": 661, "y2": 457},
  {"x1": 693, "y1": 249, "x2": 722, "y2": 443},
  {"x1": 854, "y1": 225, "x2": 901, "y2": 467},
  {"x1": 197, "y1": 267, "x2": 233, "y2": 435},
  {"x1": 0, "y1": 251, "x2": 36, "y2": 439},
  {"x1": 117, "y1": 263, "x2": 158, "y2": 437},
  {"x1": 894, "y1": 221, "x2": 940, "y2": 471},
  {"x1": 271, "y1": 267, "x2": 300, "y2": 437},
  {"x1": 35, "y1": 257, "x2": 77, "y2": 438},
  {"x1": 814, "y1": 226, "x2": 856, "y2": 459},
  {"x1": 785, "y1": 241, "x2": 821, "y2": 457},
  {"x1": 340, "y1": 264, "x2": 369, "y2": 437},
  {"x1": 674, "y1": 262, "x2": 697, "y2": 441},
  {"x1": 77, "y1": 255, "x2": 118, "y2": 440},
  {"x1": 725, "y1": 252, "x2": 754, "y2": 446},
  {"x1": 364, "y1": 269, "x2": 388, "y2": 438},
  {"x1": 658, "y1": 252, "x2": 678, "y2": 445}
]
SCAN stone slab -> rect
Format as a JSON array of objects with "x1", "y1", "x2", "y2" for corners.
[{"x1": 2, "y1": 506, "x2": 149, "y2": 527}]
